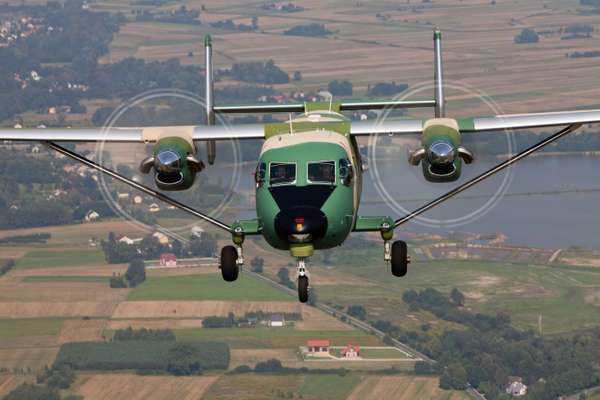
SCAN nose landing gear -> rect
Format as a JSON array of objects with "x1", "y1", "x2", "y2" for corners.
[{"x1": 297, "y1": 258, "x2": 309, "y2": 303}]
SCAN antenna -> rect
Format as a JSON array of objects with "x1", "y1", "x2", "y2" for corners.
[
  {"x1": 433, "y1": 29, "x2": 446, "y2": 118},
  {"x1": 205, "y1": 35, "x2": 216, "y2": 165}
]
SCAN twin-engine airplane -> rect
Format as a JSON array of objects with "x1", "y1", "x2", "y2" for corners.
[{"x1": 3, "y1": 31, "x2": 600, "y2": 302}]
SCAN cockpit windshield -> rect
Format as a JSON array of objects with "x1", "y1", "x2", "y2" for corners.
[
  {"x1": 270, "y1": 162, "x2": 296, "y2": 186},
  {"x1": 307, "y1": 161, "x2": 336, "y2": 184}
]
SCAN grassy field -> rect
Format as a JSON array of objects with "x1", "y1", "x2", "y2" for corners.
[
  {"x1": 127, "y1": 273, "x2": 293, "y2": 302},
  {"x1": 15, "y1": 249, "x2": 106, "y2": 269},
  {"x1": 298, "y1": 374, "x2": 360, "y2": 400},
  {"x1": 0, "y1": 318, "x2": 63, "y2": 342},
  {"x1": 175, "y1": 326, "x2": 381, "y2": 349}
]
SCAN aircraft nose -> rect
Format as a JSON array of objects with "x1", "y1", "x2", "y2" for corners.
[{"x1": 274, "y1": 207, "x2": 328, "y2": 243}]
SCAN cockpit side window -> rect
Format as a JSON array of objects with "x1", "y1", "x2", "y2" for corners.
[
  {"x1": 269, "y1": 162, "x2": 296, "y2": 186},
  {"x1": 307, "y1": 161, "x2": 336, "y2": 185}
]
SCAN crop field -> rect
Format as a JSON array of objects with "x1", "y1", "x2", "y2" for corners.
[
  {"x1": 127, "y1": 273, "x2": 294, "y2": 301},
  {"x1": 0, "y1": 347, "x2": 59, "y2": 371},
  {"x1": 347, "y1": 376, "x2": 471, "y2": 400},
  {"x1": 23, "y1": 275, "x2": 108, "y2": 283},
  {"x1": 0, "y1": 318, "x2": 63, "y2": 343},
  {"x1": 111, "y1": 300, "x2": 299, "y2": 319},
  {"x1": 94, "y1": 0, "x2": 600, "y2": 118},
  {"x1": 73, "y1": 373, "x2": 218, "y2": 400},
  {"x1": 0, "y1": 375, "x2": 27, "y2": 398}
]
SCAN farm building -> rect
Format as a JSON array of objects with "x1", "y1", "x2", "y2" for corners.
[
  {"x1": 152, "y1": 232, "x2": 169, "y2": 245},
  {"x1": 269, "y1": 314, "x2": 285, "y2": 327},
  {"x1": 148, "y1": 203, "x2": 161, "y2": 213},
  {"x1": 306, "y1": 339, "x2": 330, "y2": 354},
  {"x1": 160, "y1": 253, "x2": 177, "y2": 267},
  {"x1": 341, "y1": 344, "x2": 360, "y2": 359}
]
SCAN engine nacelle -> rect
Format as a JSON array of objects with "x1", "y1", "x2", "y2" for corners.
[
  {"x1": 139, "y1": 137, "x2": 204, "y2": 191},
  {"x1": 408, "y1": 118, "x2": 473, "y2": 183}
]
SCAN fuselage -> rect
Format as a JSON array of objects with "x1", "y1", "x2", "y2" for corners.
[{"x1": 255, "y1": 111, "x2": 362, "y2": 256}]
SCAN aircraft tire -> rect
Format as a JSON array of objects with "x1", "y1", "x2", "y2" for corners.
[
  {"x1": 220, "y1": 245, "x2": 239, "y2": 282},
  {"x1": 391, "y1": 240, "x2": 408, "y2": 277},
  {"x1": 298, "y1": 276, "x2": 309, "y2": 303}
]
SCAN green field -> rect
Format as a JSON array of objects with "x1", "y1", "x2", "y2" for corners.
[
  {"x1": 127, "y1": 273, "x2": 293, "y2": 301},
  {"x1": 298, "y1": 374, "x2": 360, "y2": 400},
  {"x1": 16, "y1": 249, "x2": 106, "y2": 269},
  {"x1": 0, "y1": 318, "x2": 63, "y2": 342},
  {"x1": 174, "y1": 327, "x2": 381, "y2": 349},
  {"x1": 23, "y1": 275, "x2": 108, "y2": 283}
]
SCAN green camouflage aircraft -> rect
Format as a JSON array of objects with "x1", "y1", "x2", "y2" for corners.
[{"x1": 3, "y1": 30, "x2": 600, "y2": 302}]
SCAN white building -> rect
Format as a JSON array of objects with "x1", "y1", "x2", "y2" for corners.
[
  {"x1": 269, "y1": 314, "x2": 285, "y2": 327},
  {"x1": 148, "y1": 203, "x2": 160, "y2": 213},
  {"x1": 152, "y1": 231, "x2": 169, "y2": 245},
  {"x1": 85, "y1": 210, "x2": 100, "y2": 222}
]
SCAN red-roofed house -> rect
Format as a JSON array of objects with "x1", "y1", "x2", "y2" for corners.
[
  {"x1": 341, "y1": 344, "x2": 360, "y2": 359},
  {"x1": 159, "y1": 253, "x2": 177, "y2": 267},
  {"x1": 306, "y1": 339, "x2": 330, "y2": 354}
]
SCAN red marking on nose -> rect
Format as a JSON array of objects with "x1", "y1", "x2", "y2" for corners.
[{"x1": 294, "y1": 218, "x2": 305, "y2": 223}]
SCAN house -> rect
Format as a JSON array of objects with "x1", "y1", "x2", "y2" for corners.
[
  {"x1": 133, "y1": 195, "x2": 143, "y2": 205},
  {"x1": 148, "y1": 203, "x2": 160, "y2": 213},
  {"x1": 306, "y1": 339, "x2": 330, "y2": 354},
  {"x1": 117, "y1": 192, "x2": 130, "y2": 200},
  {"x1": 159, "y1": 253, "x2": 177, "y2": 267},
  {"x1": 85, "y1": 210, "x2": 100, "y2": 222},
  {"x1": 118, "y1": 236, "x2": 135, "y2": 245},
  {"x1": 31, "y1": 145, "x2": 40, "y2": 153},
  {"x1": 506, "y1": 377, "x2": 527, "y2": 397},
  {"x1": 341, "y1": 344, "x2": 360, "y2": 359},
  {"x1": 269, "y1": 314, "x2": 285, "y2": 327},
  {"x1": 152, "y1": 231, "x2": 169, "y2": 245}
]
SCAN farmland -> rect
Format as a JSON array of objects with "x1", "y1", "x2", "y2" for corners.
[{"x1": 127, "y1": 273, "x2": 293, "y2": 301}]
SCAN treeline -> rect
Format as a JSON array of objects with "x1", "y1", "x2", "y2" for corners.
[
  {"x1": 133, "y1": 6, "x2": 200, "y2": 24},
  {"x1": 568, "y1": 50, "x2": 600, "y2": 58},
  {"x1": 284, "y1": 23, "x2": 332, "y2": 37},
  {"x1": 54, "y1": 341, "x2": 229, "y2": 375},
  {"x1": 224, "y1": 60, "x2": 290, "y2": 84},
  {"x1": 0, "y1": 259, "x2": 15, "y2": 276},
  {"x1": 367, "y1": 81, "x2": 409, "y2": 97},
  {"x1": 0, "y1": 233, "x2": 50, "y2": 244},
  {"x1": 234, "y1": 358, "x2": 351, "y2": 375},
  {"x1": 101, "y1": 231, "x2": 217, "y2": 264}
]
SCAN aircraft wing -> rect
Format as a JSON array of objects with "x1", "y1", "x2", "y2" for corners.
[
  {"x1": 0, "y1": 123, "x2": 265, "y2": 142},
  {"x1": 462, "y1": 109, "x2": 600, "y2": 132},
  {"x1": 350, "y1": 109, "x2": 600, "y2": 136}
]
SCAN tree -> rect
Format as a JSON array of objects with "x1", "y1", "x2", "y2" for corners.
[
  {"x1": 440, "y1": 363, "x2": 468, "y2": 390},
  {"x1": 250, "y1": 256, "x2": 264, "y2": 273},
  {"x1": 328, "y1": 80, "x2": 353, "y2": 96},
  {"x1": 346, "y1": 305, "x2": 367, "y2": 320},
  {"x1": 3, "y1": 384, "x2": 59, "y2": 400},
  {"x1": 109, "y1": 274, "x2": 127, "y2": 288},
  {"x1": 293, "y1": 71, "x2": 302, "y2": 81},
  {"x1": 514, "y1": 28, "x2": 539, "y2": 44},
  {"x1": 450, "y1": 288, "x2": 465, "y2": 307},
  {"x1": 125, "y1": 258, "x2": 146, "y2": 287},
  {"x1": 277, "y1": 267, "x2": 291, "y2": 285}
]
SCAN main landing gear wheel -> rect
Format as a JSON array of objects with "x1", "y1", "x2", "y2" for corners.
[
  {"x1": 220, "y1": 245, "x2": 239, "y2": 282},
  {"x1": 298, "y1": 276, "x2": 309, "y2": 303},
  {"x1": 391, "y1": 240, "x2": 409, "y2": 277}
]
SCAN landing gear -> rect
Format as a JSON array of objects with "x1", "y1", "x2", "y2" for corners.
[
  {"x1": 220, "y1": 245, "x2": 239, "y2": 282},
  {"x1": 390, "y1": 240, "x2": 409, "y2": 277},
  {"x1": 297, "y1": 258, "x2": 309, "y2": 303}
]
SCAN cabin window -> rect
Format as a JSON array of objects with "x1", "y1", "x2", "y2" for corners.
[
  {"x1": 307, "y1": 161, "x2": 336, "y2": 184},
  {"x1": 269, "y1": 162, "x2": 296, "y2": 186}
]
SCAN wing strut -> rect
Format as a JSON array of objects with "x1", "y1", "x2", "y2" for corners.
[
  {"x1": 44, "y1": 141, "x2": 232, "y2": 233},
  {"x1": 394, "y1": 124, "x2": 581, "y2": 228}
]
